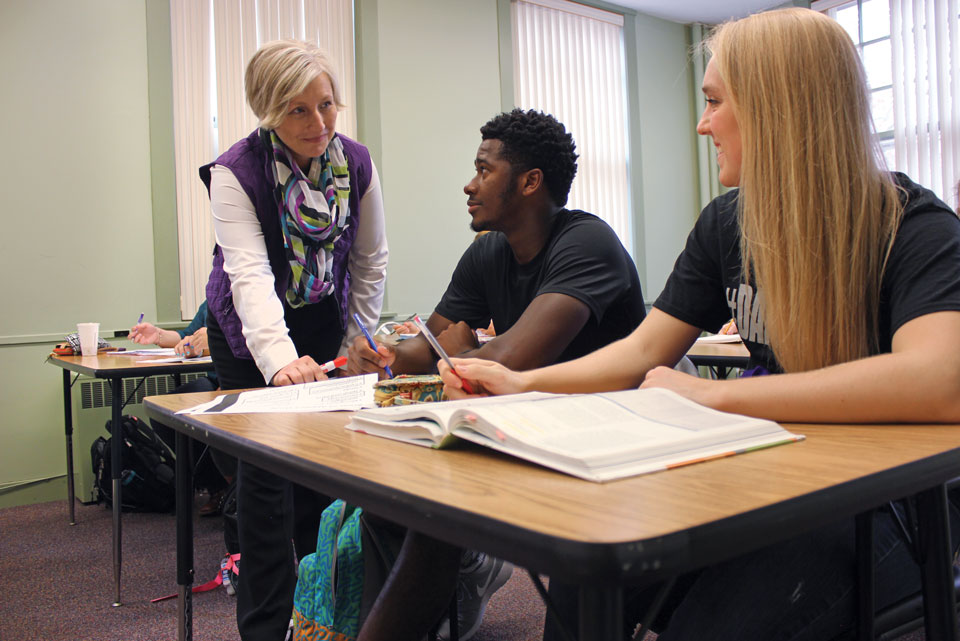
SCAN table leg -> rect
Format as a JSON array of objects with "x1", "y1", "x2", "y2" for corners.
[
  {"x1": 176, "y1": 429, "x2": 195, "y2": 641},
  {"x1": 917, "y1": 484, "x2": 958, "y2": 641},
  {"x1": 111, "y1": 378, "x2": 123, "y2": 607},
  {"x1": 62, "y1": 369, "x2": 76, "y2": 525},
  {"x1": 578, "y1": 585, "x2": 622, "y2": 641},
  {"x1": 855, "y1": 510, "x2": 875, "y2": 641}
]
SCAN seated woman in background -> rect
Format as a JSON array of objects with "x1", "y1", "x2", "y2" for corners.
[
  {"x1": 201, "y1": 40, "x2": 387, "y2": 641},
  {"x1": 130, "y1": 301, "x2": 234, "y2": 515},
  {"x1": 129, "y1": 300, "x2": 210, "y2": 357},
  {"x1": 440, "y1": 8, "x2": 960, "y2": 640}
]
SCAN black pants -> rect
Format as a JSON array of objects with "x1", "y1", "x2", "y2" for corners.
[
  {"x1": 544, "y1": 498, "x2": 960, "y2": 641},
  {"x1": 207, "y1": 298, "x2": 341, "y2": 641},
  {"x1": 151, "y1": 376, "x2": 231, "y2": 493}
]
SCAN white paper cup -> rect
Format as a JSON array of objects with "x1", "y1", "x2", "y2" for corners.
[{"x1": 77, "y1": 323, "x2": 100, "y2": 356}]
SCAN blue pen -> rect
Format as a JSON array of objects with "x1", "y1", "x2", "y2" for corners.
[
  {"x1": 354, "y1": 313, "x2": 394, "y2": 378},
  {"x1": 137, "y1": 312, "x2": 144, "y2": 325}
]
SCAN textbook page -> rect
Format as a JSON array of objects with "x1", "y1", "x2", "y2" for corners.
[
  {"x1": 347, "y1": 392, "x2": 557, "y2": 444},
  {"x1": 452, "y1": 388, "x2": 797, "y2": 473},
  {"x1": 180, "y1": 373, "x2": 377, "y2": 414}
]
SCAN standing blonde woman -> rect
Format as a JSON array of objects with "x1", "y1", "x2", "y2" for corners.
[
  {"x1": 440, "y1": 8, "x2": 960, "y2": 640},
  {"x1": 202, "y1": 40, "x2": 387, "y2": 640}
]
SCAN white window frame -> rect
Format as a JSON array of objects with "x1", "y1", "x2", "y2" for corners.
[
  {"x1": 813, "y1": 0, "x2": 960, "y2": 210},
  {"x1": 511, "y1": 0, "x2": 633, "y2": 255}
]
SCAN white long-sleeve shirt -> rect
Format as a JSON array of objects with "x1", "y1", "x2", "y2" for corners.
[{"x1": 209, "y1": 162, "x2": 388, "y2": 384}]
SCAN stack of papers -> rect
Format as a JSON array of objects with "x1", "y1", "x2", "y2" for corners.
[
  {"x1": 137, "y1": 355, "x2": 213, "y2": 364},
  {"x1": 696, "y1": 333, "x2": 742, "y2": 344},
  {"x1": 113, "y1": 348, "x2": 178, "y2": 356},
  {"x1": 179, "y1": 373, "x2": 377, "y2": 415}
]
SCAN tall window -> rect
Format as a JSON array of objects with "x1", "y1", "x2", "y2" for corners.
[
  {"x1": 511, "y1": 0, "x2": 633, "y2": 254},
  {"x1": 813, "y1": 0, "x2": 960, "y2": 210},
  {"x1": 169, "y1": 0, "x2": 355, "y2": 319}
]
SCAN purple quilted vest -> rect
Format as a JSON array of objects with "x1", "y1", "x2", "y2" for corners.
[{"x1": 200, "y1": 130, "x2": 373, "y2": 359}]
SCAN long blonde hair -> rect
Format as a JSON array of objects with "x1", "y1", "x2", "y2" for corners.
[{"x1": 706, "y1": 8, "x2": 903, "y2": 372}]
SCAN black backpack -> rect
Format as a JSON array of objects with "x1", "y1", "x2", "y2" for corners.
[{"x1": 91, "y1": 415, "x2": 176, "y2": 512}]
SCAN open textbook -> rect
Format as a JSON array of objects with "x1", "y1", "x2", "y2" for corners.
[{"x1": 347, "y1": 388, "x2": 803, "y2": 482}]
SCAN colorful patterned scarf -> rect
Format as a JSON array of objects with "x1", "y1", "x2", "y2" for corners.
[{"x1": 261, "y1": 127, "x2": 351, "y2": 308}]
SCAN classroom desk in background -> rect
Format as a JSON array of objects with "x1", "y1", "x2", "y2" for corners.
[
  {"x1": 686, "y1": 339, "x2": 750, "y2": 378},
  {"x1": 45, "y1": 352, "x2": 215, "y2": 607},
  {"x1": 146, "y1": 390, "x2": 960, "y2": 641}
]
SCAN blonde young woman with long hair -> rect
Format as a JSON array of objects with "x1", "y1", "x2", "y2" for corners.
[{"x1": 440, "y1": 8, "x2": 960, "y2": 640}]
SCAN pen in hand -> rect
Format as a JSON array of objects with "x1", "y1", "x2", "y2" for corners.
[
  {"x1": 412, "y1": 315, "x2": 474, "y2": 394},
  {"x1": 353, "y1": 313, "x2": 394, "y2": 378}
]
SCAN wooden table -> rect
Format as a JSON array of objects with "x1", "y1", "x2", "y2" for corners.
[
  {"x1": 146, "y1": 390, "x2": 960, "y2": 641},
  {"x1": 46, "y1": 352, "x2": 215, "y2": 606},
  {"x1": 686, "y1": 339, "x2": 750, "y2": 378}
]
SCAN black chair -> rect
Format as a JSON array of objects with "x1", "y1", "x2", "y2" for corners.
[
  {"x1": 872, "y1": 566, "x2": 960, "y2": 640},
  {"x1": 853, "y1": 486, "x2": 960, "y2": 641}
]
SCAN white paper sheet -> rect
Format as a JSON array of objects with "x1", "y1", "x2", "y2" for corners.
[
  {"x1": 136, "y1": 355, "x2": 213, "y2": 364},
  {"x1": 114, "y1": 348, "x2": 178, "y2": 356},
  {"x1": 695, "y1": 334, "x2": 742, "y2": 344},
  {"x1": 178, "y1": 373, "x2": 377, "y2": 415}
]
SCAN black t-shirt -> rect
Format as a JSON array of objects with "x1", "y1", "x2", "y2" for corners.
[
  {"x1": 435, "y1": 209, "x2": 646, "y2": 363},
  {"x1": 655, "y1": 173, "x2": 960, "y2": 373}
]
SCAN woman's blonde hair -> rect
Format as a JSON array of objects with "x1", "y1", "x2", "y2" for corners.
[
  {"x1": 705, "y1": 8, "x2": 903, "y2": 372},
  {"x1": 245, "y1": 39, "x2": 343, "y2": 130}
]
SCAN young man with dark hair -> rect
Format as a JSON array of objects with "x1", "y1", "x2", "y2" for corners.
[{"x1": 349, "y1": 109, "x2": 646, "y2": 641}]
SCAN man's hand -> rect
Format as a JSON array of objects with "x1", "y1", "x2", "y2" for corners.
[
  {"x1": 346, "y1": 334, "x2": 396, "y2": 377},
  {"x1": 271, "y1": 355, "x2": 328, "y2": 386},
  {"x1": 436, "y1": 321, "x2": 479, "y2": 356}
]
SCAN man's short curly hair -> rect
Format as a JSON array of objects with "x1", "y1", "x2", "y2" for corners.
[{"x1": 480, "y1": 109, "x2": 578, "y2": 207}]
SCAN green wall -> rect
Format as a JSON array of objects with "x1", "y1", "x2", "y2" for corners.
[
  {"x1": 356, "y1": 0, "x2": 504, "y2": 317},
  {"x1": 632, "y1": 13, "x2": 700, "y2": 298},
  {"x1": 0, "y1": 0, "x2": 699, "y2": 507},
  {"x1": 0, "y1": 1, "x2": 158, "y2": 508}
]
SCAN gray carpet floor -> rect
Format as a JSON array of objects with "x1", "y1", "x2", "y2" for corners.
[
  {"x1": 0, "y1": 498, "x2": 932, "y2": 641},
  {"x1": 0, "y1": 498, "x2": 545, "y2": 641}
]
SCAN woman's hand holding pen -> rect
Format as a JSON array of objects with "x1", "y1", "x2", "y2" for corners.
[
  {"x1": 438, "y1": 358, "x2": 525, "y2": 400},
  {"x1": 346, "y1": 335, "x2": 396, "y2": 377},
  {"x1": 129, "y1": 322, "x2": 161, "y2": 346},
  {"x1": 719, "y1": 319, "x2": 738, "y2": 335},
  {"x1": 175, "y1": 327, "x2": 208, "y2": 357}
]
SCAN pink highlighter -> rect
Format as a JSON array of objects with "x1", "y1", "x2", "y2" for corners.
[{"x1": 412, "y1": 315, "x2": 475, "y2": 394}]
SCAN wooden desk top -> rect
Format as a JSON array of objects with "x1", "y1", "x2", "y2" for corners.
[
  {"x1": 145, "y1": 390, "x2": 960, "y2": 584},
  {"x1": 686, "y1": 340, "x2": 751, "y2": 362},
  {"x1": 47, "y1": 353, "x2": 216, "y2": 378}
]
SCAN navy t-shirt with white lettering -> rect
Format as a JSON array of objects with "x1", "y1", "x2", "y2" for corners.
[{"x1": 654, "y1": 173, "x2": 960, "y2": 373}]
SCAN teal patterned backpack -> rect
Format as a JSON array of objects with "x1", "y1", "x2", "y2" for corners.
[{"x1": 292, "y1": 499, "x2": 365, "y2": 641}]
